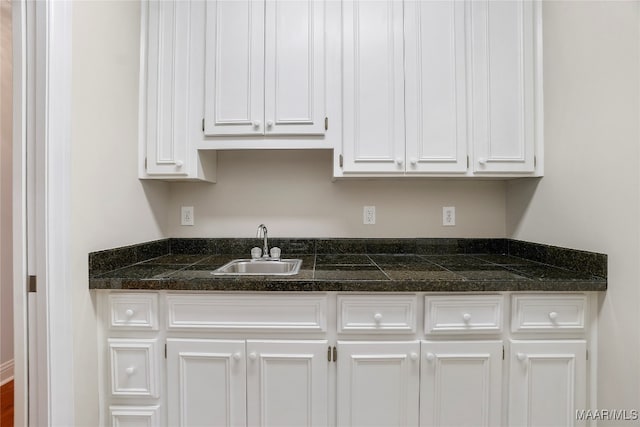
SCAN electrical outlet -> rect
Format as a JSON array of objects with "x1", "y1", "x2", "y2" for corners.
[
  {"x1": 181, "y1": 206, "x2": 194, "y2": 226},
  {"x1": 443, "y1": 206, "x2": 455, "y2": 226},
  {"x1": 363, "y1": 206, "x2": 376, "y2": 225}
]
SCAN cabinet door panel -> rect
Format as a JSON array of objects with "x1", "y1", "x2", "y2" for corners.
[
  {"x1": 420, "y1": 341, "x2": 502, "y2": 427},
  {"x1": 247, "y1": 340, "x2": 328, "y2": 427},
  {"x1": 471, "y1": 0, "x2": 536, "y2": 173},
  {"x1": 144, "y1": 0, "x2": 191, "y2": 175},
  {"x1": 404, "y1": 0, "x2": 467, "y2": 173},
  {"x1": 264, "y1": 0, "x2": 325, "y2": 135},
  {"x1": 509, "y1": 340, "x2": 587, "y2": 427},
  {"x1": 337, "y1": 341, "x2": 420, "y2": 426},
  {"x1": 167, "y1": 339, "x2": 247, "y2": 427},
  {"x1": 204, "y1": 0, "x2": 265, "y2": 135},
  {"x1": 342, "y1": 0, "x2": 405, "y2": 173}
]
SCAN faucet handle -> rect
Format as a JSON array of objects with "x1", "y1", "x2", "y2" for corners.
[
  {"x1": 251, "y1": 247, "x2": 262, "y2": 259},
  {"x1": 269, "y1": 247, "x2": 281, "y2": 260}
]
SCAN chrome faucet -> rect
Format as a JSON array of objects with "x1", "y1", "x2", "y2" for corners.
[{"x1": 257, "y1": 224, "x2": 269, "y2": 258}]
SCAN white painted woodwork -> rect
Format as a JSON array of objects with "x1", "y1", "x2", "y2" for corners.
[
  {"x1": 109, "y1": 406, "x2": 160, "y2": 427},
  {"x1": 337, "y1": 294, "x2": 417, "y2": 333},
  {"x1": 470, "y1": 0, "x2": 536, "y2": 173},
  {"x1": 404, "y1": 0, "x2": 467, "y2": 173},
  {"x1": 337, "y1": 341, "x2": 420, "y2": 427},
  {"x1": 108, "y1": 293, "x2": 158, "y2": 331},
  {"x1": 108, "y1": 339, "x2": 159, "y2": 398},
  {"x1": 167, "y1": 339, "x2": 247, "y2": 427},
  {"x1": 509, "y1": 340, "x2": 587, "y2": 427},
  {"x1": 204, "y1": 0, "x2": 265, "y2": 136},
  {"x1": 143, "y1": 0, "x2": 190, "y2": 175},
  {"x1": 420, "y1": 341, "x2": 502, "y2": 427},
  {"x1": 424, "y1": 295, "x2": 503, "y2": 334},
  {"x1": 342, "y1": 0, "x2": 405, "y2": 173},
  {"x1": 511, "y1": 294, "x2": 587, "y2": 333},
  {"x1": 264, "y1": 0, "x2": 325, "y2": 135},
  {"x1": 246, "y1": 340, "x2": 329, "y2": 427},
  {"x1": 166, "y1": 294, "x2": 327, "y2": 331}
]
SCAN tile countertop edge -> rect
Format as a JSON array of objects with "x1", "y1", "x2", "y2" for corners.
[{"x1": 88, "y1": 238, "x2": 607, "y2": 293}]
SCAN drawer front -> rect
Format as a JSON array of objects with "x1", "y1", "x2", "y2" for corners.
[
  {"x1": 108, "y1": 293, "x2": 158, "y2": 330},
  {"x1": 109, "y1": 405, "x2": 160, "y2": 427},
  {"x1": 166, "y1": 294, "x2": 327, "y2": 332},
  {"x1": 511, "y1": 294, "x2": 587, "y2": 333},
  {"x1": 109, "y1": 339, "x2": 160, "y2": 398},
  {"x1": 338, "y1": 295, "x2": 417, "y2": 333},
  {"x1": 425, "y1": 295, "x2": 503, "y2": 334}
]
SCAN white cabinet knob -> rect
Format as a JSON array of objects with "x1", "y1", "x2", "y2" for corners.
[
  {"x1": 125, "y1": 367, "x2": 136, "y2": 376},
  {"x1": 252, "y1": 120, "x2": 261, "y2": 128},
  {"x1": 233, "y1": 352, "x2": 242, "y2": 361},
  {"x1": 125, "y1": 309, "x2": 134, "y2": 318},
  {"x1": 373, "y1": 313, "x2": 383, "y2": 323},
  {"x1": 410, "y1": 352, "x2": 418, "y2": 361},
  {"x1": 175, "y1": 160, "x2": 183, "y2": 168},
  {"x1": 266, "y1": 120, "x2": 274, "y2": 128},
  {"x1": 396, "y1": 157, "x2": 404, "y2": 166},
  {"x1": 478, "y1": 157, "x2": 487, "y2": 165},
  {"x1": 462, "y1": 313, "x2": 471, "y2": 322},
  {"x1": 516, "y1": 352, "x2": 527, "y2": 362},
  {"x1": 425, "y1": 352, "x2": 435, "y2": 362},
  {"x1": 248, "y1": 352, "x2": 257, "y2": 361},
  {"x1": 548, "y1": 311, "x2": 558, "y2": 321},
  {"x1": 410, "y1": 158, "x2": 417, "y2": 166}
]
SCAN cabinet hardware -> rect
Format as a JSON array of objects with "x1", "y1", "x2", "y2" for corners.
[
  {"x1": 502, "y1": 346, "x2": 505, "y2": 360},
  {"x1": 202, "y1": 118, "x2": 205, "y2": 132},
  {"x1": 328, "y1": 346, "x2": 332, "y2": 362},
  {"x1": 467, "y1": 155, "x2": 469, "y2": 169},
  {"x1": 28, "y1": 275, "x2": 36, "y2": 293},
  {"x1": 325, "y1": 117, "x2": 328, "y2": 130},
  {"x1": 144, "y1": 157, "x2": 147, "y2": 170},
  {"x1": 339, "y1": 154, "x2": 343, "y2": 168},
  {"x1": 586, "y1": 349, "x2": 588, "y2": 360},
  {"x1": 534, "y1": 156, "x2": 537, "y2": 167},
  {"x1": 165, "y1": 343, "x2": 167, "y2": 359},
  {"x1": 332, "y1": 346, "x2": 337, "y2": 362}
]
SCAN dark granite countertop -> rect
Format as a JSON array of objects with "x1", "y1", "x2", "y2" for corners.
[{"x1": 88, "y1": 238, "x2": 607, "y2": 292}]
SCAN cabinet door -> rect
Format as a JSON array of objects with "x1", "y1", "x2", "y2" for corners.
[
  {"x1": 470, "y1": 0, "x2": 537, "y2": 173},
  {"x1": 420, "y1": 341, "x2": 502, "y2": 427},
  {"x1": 204, "y1": 0, "x2": 265, "y2": 135},
  {"x1": 246, "y1": 340, "x2": 328, "y2": 427},
  {"x1": 264, "y1": 0, "x2": 325, "y2": 135},
  {"x1": 342, "y1": 0, "x2": 405, "y2": 173},
  {"x1": 509, "y1": 340, "x2": 587, "y2": 427},
  {"x1": 337, "y1": 341, "x2": 420, "y2": 427},
  {"x1": 143, "y1": 0, "x2": 192, "y2": 175},
  {"x1": 404, "y1": 1, "x2": 467, "y2": 173},
  {"x1": 167, "y1": 339, "x2": 247, "y2": 427}
]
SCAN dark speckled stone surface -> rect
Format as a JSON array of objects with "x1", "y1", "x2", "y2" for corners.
[{"x1": 88, "y1": 238, "x2": 607, "y2": 292}]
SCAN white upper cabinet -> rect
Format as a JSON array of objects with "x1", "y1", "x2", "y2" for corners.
[
  {"x1": 404, "y1": 0, "x2": 468, "y2": 174},
  {"x1": 342, "y1": 0, "x2": 406, "y2": 173},
  {"x1": 470, "y1": 0, "x2": 538, "y2": 174},
  {"x1": 204, "y1": 0, "x2": 325, "y2": 137}
]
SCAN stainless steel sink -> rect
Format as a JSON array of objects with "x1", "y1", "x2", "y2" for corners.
[{"x1": 211, "y1": 259, "x2": 302, "y2": 276}]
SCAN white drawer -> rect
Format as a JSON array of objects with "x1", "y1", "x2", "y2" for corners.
[
  {"x1": 511, "y1": 294, "x2": 587, "y2": 333},
  {"x1": 109, "y1": 338, "x2": 160, "y2": 398},
  {"x1": 338, "y1": 295, "x2": 417, "y2": 333},
  {"x1": 425, "y1": 295, "x2": 503, "y2": 334},
  {"x1": 108, "y1": 293, "x2": 158, "y2": 330},
  {"x1": 109, "y1": 405, "x2": 160, "y2": 427},
  {"x1": 166, "y1": 294, "x2": 327, "y2": 332}
]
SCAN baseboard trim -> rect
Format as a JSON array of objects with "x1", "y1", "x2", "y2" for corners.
[{"x1": 0, "y1": 359, "x2": 14, "y2": 385}]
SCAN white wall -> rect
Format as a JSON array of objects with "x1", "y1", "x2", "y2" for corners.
[
  {"x1": 0, "y1": 0, "x2": 13, "y2": 377},
  {"x1": 506, "y1": 1, "x2": 639, "y2": 418},
  {"x1": 71, "y1": 1, "x2": 170, "y2": 424},
  {"x1": 168, "y1": 150, "x2": 507, "y2": 238}
]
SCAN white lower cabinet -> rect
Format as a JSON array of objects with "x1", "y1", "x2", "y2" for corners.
[
  {"x1": 509, "y1": 340, "x2": 587, "y2": 427},
  {"x1": 420, "y1": 341, "x2": 503, "y2": 427},
  {"x1": 167, "y1": 339, "x2": 329, "y2": 427},
  {"x1": 337, "y1": 341, "x2": 420, "y2": 427},
  {"x1": 98, "y1": 291, "x2": 595, "y2": 427}
]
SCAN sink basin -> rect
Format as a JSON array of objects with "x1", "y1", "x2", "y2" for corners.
[{"x1": 211, "y1": 259, "x2": 302, "y2": 276}]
